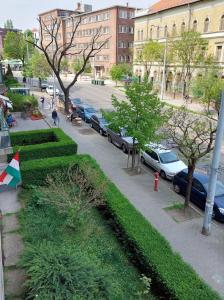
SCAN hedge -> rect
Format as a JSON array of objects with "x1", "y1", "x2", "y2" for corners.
[
  {"x1": 7, "y1": 91, "x2": 38, "y2": 112},
  {"x1": 9, "y1": 128, "x2": 77, "y2": 161},
  {"x1": 20, "y1": 154, "x2": 220, "y2": 300}
]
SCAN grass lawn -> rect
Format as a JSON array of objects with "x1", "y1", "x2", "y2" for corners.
[{"x1": 19, "y1": 188, "x2": 155, "y2": 299}]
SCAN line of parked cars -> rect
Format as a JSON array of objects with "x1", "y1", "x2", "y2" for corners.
[{"x1": 56, "y1": 94, "x2": 224, "y2": 223}]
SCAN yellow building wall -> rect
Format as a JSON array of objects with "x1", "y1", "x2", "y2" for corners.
[{"x1": 134, "y1": 0, "x2": 224, "y2": 75}]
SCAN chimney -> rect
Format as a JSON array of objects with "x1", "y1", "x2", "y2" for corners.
[
  {"x1": 77, "y1": 2, "x2": 81, "y2": 10},
  {"x1": 126, "y1": 2, "x2": 129, "y2": 7}
]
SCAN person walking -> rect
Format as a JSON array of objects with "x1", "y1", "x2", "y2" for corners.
[
  {"x1": 52, "y1": 109, "x2": 58, "y2": 126},
  {"x1": 40, "y1": 96, "x2": 45, "y2": 109}
]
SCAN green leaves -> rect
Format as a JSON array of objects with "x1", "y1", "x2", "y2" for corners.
[{"x1": 110, "y1": 64, "x2": 132, "y2": 84}]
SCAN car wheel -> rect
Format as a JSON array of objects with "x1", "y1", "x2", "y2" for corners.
[
  {"x1": 160, "y1": 170, "x2": 167, "y2": 179},
  {"x1": 173, "y1": 184, "x2": 180, "y2": 194},
  {"x1": 108, "y1": 135, "x2": 112, "y2": 143},
  {"x1": 140, "y1": 156, "x2": 145, "y2": 164},
  {"x1": 99, "y1": 129, "x2": 103, "y2": 136},
  {"x1": 122, "y1": 144, "x2": 127, "y2": 153}
]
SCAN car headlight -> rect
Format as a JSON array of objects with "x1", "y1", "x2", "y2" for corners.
[{"x1": 218, "y1": 208, "x2": 224, "y2": 214}]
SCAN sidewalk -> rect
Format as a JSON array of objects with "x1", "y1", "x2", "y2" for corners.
[{"x1": 35, "y1": 103, "x2": 224, "y2": 298}]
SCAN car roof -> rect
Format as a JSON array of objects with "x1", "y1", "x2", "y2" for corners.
[
  {"x1": 146, "y1": 143, "x2": 172, "y2": 154},
  {"x1": 180, "y1": 169, "x2": 209, "y2": 184},
  {"x1": 77, "y1": 104, "x2": 94, "y2": 109}
]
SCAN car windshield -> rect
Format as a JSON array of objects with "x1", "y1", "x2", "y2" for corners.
[
  {"x1": 99, "y1": 118, "x2": 107, "y2": 125},
  {"x1": 85, "y1": 107, "x2": 96, "y2": 113},
  {"x1": 203, "y1": 181, "x2": 224, "y2": 197},
  {"x1": 159, "y1": 151, "x2": 179, "y2": 164}
]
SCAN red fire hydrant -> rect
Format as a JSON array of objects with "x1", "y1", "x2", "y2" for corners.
[{"x1": 154, "y1": 172, "x2": 159, "y2": 192}]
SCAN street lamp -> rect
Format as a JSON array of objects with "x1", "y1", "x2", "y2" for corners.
[{"x1": 150, "y1": 25, "x2": 168, "y2": 100}]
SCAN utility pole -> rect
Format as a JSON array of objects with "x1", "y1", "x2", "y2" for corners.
[
  {"x1": 202, "y1": 93, "x2": 224, "y2": 236},
  {"x1": 160, "y1": 29, "x2": 168, "y2": 100}
]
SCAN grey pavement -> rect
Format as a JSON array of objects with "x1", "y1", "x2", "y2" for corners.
[{"x1": 36, "y1": 101, "x2": 224, "y2": 298}]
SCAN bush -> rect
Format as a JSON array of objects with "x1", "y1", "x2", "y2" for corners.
[
  {"x1": 21, "y1": 155, "x2": 220, "y2": 300},
  {"x1": 7, "y1": 91, "x2": 38, "y2": 112},
  {"x1": 20, "y1": 242, "x2": 111, "y2": 300},
  {"x1": 9, "y1": 128, "x2": 77, "y2": 162}
]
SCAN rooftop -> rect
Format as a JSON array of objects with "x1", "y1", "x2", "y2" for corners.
[{"x1": 134, "y1": 0, "x2": 201, "y2": 18}]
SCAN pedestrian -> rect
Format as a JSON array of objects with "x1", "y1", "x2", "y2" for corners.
[
  {"x1": 70, "y1": 106, "x2": 78, "y2": 122},
  {"x1": 40, "y1": 96, "x2": 45, "y2": 109},
  {"x1": 52, "y1": 109, "x2": 58, "y2": 126},
  {"x1": 23, "y1": 76, "x2": 26, "y2": 87}
]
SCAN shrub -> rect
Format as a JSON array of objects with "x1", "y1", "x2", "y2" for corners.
[
  {"x1": 20, "y1": 242, "x2": 111, "y2": 300},
  {"x1": 9, "y1": 128, "x2": 77, "y2": 161},
  {"x1": 20, "y1": 155, "x2": 220, "y2": 300},
  {"x1": 6, "y1": 91, "x2": 38, "y2": 112}
]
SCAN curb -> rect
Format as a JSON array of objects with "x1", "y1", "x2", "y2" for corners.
[{"x1": 0, "y1": 210, "x2": 5, "y2": 300}]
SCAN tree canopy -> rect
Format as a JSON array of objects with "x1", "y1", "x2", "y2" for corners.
[
  {"x1": 110, "y1": 64, "x2": 132, "y2": 85},
  {"x1": 4, "y1": 19, "x2": 13, "y2": 29},
  {"x1": 24, "y1": 51, "x2": 51, "y2": 81},
  {"x1": 104, "y1": 80, "x2": 165, "y2": 168}
]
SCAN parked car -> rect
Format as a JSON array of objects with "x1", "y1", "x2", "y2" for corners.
[
  {"x1": 70, "y1": 98, "x2": 83, "y2": 108},
  {"x1": 141, "y1": 143, "x2": 187, "y2": 179},
  {"x1": 40, "y1": 80, "x2": 48, "y2": 91},
  {"x1": 76, "y1": 104, "x2": 97, "y2": 122},
  {"x1": 106, "y1": 127, "x2": 137, "y2": 153},
  {"x1": 46, "y1": 85, "x2": 59, "y2": 96},
  {"x1": 90, "y1": 114, "x2": 108, "y2": 135},
  {"x1": 173, "y1": 169, "x2": 224, "y2": 222}
]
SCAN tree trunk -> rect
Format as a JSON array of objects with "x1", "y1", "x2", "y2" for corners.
[
  {"x1": 185, "y1": 163, "x2": 195, "y2": 208},
  {"x1": 131, "y1": 139, "x2": 136, "y2": 170},
  {"x1": 64, "y1": 89, "x2": 70, "y2": 113},
  {"x1": 38, "y1": 77, "x2": 41, "y2": 88}
]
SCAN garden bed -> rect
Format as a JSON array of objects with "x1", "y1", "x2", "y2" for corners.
[{"x1": 9, "y1": 128, "x2": 77, "y2": 161}]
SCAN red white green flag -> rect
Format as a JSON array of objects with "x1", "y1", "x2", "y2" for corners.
[{"x1": 0, "y1": 152, "x2": 21, "y2": 188}]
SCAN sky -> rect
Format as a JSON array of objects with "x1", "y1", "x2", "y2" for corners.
[{"x1": 0, "y1": 0, "x2": 157, "y2": 30}]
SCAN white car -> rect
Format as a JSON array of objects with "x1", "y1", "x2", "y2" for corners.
[
  {"x1": 46, "y1": 85, "x2": 59, "y2": 96},
  {"x1": 141, "y1": 143, "x2": 187, "y2": 180}
]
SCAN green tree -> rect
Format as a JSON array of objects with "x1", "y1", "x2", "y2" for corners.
[
  {"x1": 3, "y1": 31, "x2": 34, "y2": 67},
  {"x1": 4, "y1": 19, "x2": 13, "y2": 29},
  {"x1": 136, "y1": 40, "x2": 164, "y2": 78},
  {"x1": 171, "y1": 31, "x2": 209, "y2": 96},
  {"x1": 71, "y1": 58, "x2": 91, "y2": 74},
  {"x1": 104, "y1": 80, "x2": 165, "y2": 169},
  {"x1": 25, "y1": 51, "x2": 51, "y2": 87},
  {"x1": 192, "y1": 69, "x2": 224, "y2": 114},
  {"x1": 110, "y1": 64, "x2": 132, "y2": 86}
]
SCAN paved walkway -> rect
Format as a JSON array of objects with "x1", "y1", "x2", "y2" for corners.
[{"x1": 38, "y1": 103, "x2": 224, "y2": 298}]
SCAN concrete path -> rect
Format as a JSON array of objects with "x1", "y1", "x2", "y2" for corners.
[
  {"x1": 0, "y1": 188, "x2": 25, "y2": 299},
  {"x1": 35, "y1": 102, "x2": 224, "y2": 298}
]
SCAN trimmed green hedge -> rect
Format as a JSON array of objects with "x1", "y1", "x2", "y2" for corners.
[
  {"x1": 20, "y1": 154, "x2": 220, "y2": 300},
  {"x1": 9, "y1": 129, "x2": 77, "y2": 162}
]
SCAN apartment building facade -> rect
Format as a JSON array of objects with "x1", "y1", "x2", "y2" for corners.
[
  {"x1": 39, "y1": 3, "x2": 136, "y2": 78},
  {"x1": 133, "y1": 0, "x2": 224, "y2": 91}
]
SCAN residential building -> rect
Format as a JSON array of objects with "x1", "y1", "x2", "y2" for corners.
[
  {"x1": 133, "y1": 0, "x2": 224, "y2": 92},
  {"x1": 39, "y1": 3, "x2": 136, "y2": 77}
]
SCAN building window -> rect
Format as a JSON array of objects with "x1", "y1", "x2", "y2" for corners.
[
  {"x1": 119, "y1": 10, "x2": 128, "y2": 19},
  {"x1": 118, "y1": 41, "x2": 126, "y2": 48},
  {"x1": 164, "y1": 25, "x2": 168, "y2": 38},
  {"x1": 128, "y1": 42, "x2": 133, "y2": 48},
  {"x1": 150, "y1": 27, "x2": 153, "y2": 39},
  {"x1": 119, "y1": 25, "x2": 128, "y2": 33},
  {"x1": 204, "y1": 18, "x2": 209, "y2": 33},
  {"x1": 172, "y1": 24, "x2": 176, "y2": 36},
  {"x1": 193, "y1": 20, "x2": 198, "y2": 31},
  {"x1": 181, "y1": 22, "x2": 185, "y2": 33},
  {"x1": 157, "y1": 26, "x2": 160, "y2": 39},
  {"x1": 119, "y1": 55, "x2": 125, "y2": 62},
  {"x1": 104, "y1": 12, "x2": 110, "y2": 20},
  {"x1": 220, "y1": 15, "x2": 224, "y2": 31},
  {"x1": 141, "y1": 30, "x2": 144, "y2": 40},
  {"x1": 216, "y1": 46, "x2": 223, "y2": 62},
  {"x1": 129, "y1": 11, "x2": 134, "y2": 19}
]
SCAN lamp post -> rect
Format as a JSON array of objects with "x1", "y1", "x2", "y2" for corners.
[{"x1": 150, "y1": 25, "x2": 168, "y2": 100}]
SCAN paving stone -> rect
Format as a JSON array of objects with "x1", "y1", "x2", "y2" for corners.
[
  {"x1": 3, "y1": 214, "x2": 20, "y2": 234},
  {"x1": 5, "y1": 268, "x2": 26, "y2": 297},
  {"x1": 0, "y1": 190, "x2": 21, "y2": 215},
  {"x1": 3, "y1": 233, "x2": 24, "y2": 267}
]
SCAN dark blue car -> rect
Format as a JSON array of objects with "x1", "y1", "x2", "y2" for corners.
[
  {"x1": 76, "y1": 104, "x2": 97, "y2": 123},
  {"x1": 173, "y1": 169, "x2": 224, "y2": 222}
]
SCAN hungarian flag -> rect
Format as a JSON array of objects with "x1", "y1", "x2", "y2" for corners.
[{"x1": 0, "y1": 152, "x2": 21, "y2": 188}]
